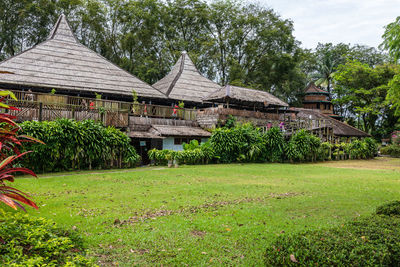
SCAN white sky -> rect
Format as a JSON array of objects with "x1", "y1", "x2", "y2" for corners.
[{"x1": 253, "y1": 0, "x2": 400, "y2": 49}]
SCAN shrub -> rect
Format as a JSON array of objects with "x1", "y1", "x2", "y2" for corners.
[
  {"x1": 0, "y1": 211, "x2": 95, "y2": 266},
  {"x1": 263, "y1": 127, "x2": 285, "y2": 162},
  {"x1": 210, "y1": 123, "x2": 265, "y2": 163},
  {"x1": 317, "y1": 142, "x2": 332, "y2": 161},
  {"x1": 380, "y1": 144, "x2": 400, "y2": 157},
  {"x1": 20, "y1": 119, "x2": 140, "y2": 172},
  {"x1": 376, "y1": 200, "x2": 400, "y2": 216},
  {"x1": 284, "y1": 130, "x2": 321, "y2": 162},
  {"x1": 148, "y1": 141, "x2": 216, "y2": 166},
  {"x1": 265, "y1": 215, "x2": 400, "y2": 266},
  {"x1": 364, "y1": 137, "x2": 378, "y2": 158},
  {"x1": 0, "y1": 90, "x2": 40, "y2": 210}
]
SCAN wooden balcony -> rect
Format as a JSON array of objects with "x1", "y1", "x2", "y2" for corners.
[{"x1": 5, "y1": 90, "x2": 197, "y2": 127}]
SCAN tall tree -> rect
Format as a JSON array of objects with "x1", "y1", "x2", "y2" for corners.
[
  {"x1": 381, "y1": 16, "x2": 400, "y2": 62},
  {"x1": 333, "y1": 60, "x2": 399, "y2": 137},
  {"x1": 310, "y1": 43, "x2": 350, "y2": 94}
]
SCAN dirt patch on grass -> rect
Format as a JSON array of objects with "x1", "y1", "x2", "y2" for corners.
[
  {"x1": 113, "y1": 192, "x2": 303, "y2": 226},
  {"x1": 317, "y1": 157, "x2": 400, "y2": 171},
  {"x1": 190, "y1": 230, "x2": 207, "y2": 238}
]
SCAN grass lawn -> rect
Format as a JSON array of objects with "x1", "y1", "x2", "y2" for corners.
[{"x1": 8, "y1": 157, "x2": 400, "y2": 266}]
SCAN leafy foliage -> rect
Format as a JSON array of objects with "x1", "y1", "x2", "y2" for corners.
[
  {"x1": 0, "y1": 210, "x2": 96, "y2": 266},
  {"x1": 376, "y1": 201, "x2": 400, "y2": 216},
  {"x1": 265, "y1": 210, "x2": 400, "y2": 266},
  {"x1": 333, "y1": 60, "x2": 399, "y2": 138},
  {"x1": 0, "y1": 90, "x2": 41, "y2": 211},
  {"x1": 285, "y1": 129, "x2": 321, "y2": 162},
  {"x1": 149, "y1": 140, "x2": 215, "y2": 165},
  {"x1": 209, "y1": 123, "x2": 266, "y2": 163},
  {"x1": 380, "y1": 144, "x2": 400, "y2": 157},
  {"x1": 150, "y1": 124, "x2": 377, "y2": 165},
  {"x1": 20, "y1": 119, "x2": 140, "y2": 172},
  {"x1": 264, "y1": 127, "x2": 285, "y2": 162}
]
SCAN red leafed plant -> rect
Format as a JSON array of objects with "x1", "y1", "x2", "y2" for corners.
[{"x1": 0, "y1": 90, "x2": 43, "y2": 211}]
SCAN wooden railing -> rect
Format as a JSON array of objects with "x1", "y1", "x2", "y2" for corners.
[{"x1": 4, "y1": 90, "x2": 197, "y2": 127}]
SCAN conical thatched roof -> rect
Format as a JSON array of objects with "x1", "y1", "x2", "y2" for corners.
[
  {"x1": 0, "y1": 15, "x2": 166, "y2": 99},
  {"x1": 305, "y1": 83, "x2": 329, "y2": 95},
  {"x1": 152, "y1": 51, "x2": 221, "y2": 102},
  {"x1": 204, "y1": 85, "x2": 288, "y2": 108}
]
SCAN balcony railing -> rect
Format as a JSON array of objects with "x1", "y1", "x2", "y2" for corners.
[{"x1": 4, "y1": 90, "x2": 197, "y2": 127}]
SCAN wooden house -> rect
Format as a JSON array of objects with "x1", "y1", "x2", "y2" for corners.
[
  {"x1": 0, "y1": 15, "x2": 166, "y2": 104},
  {"x1": 0, "y1": 14, "x2": 370, "y2": 163}
]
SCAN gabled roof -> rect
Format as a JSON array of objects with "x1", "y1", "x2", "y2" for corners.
[
  {"x1": 292, "y1": 108, "x2": 370, "y2": 137},
  {"x1": 204, "y1": 84, "x2": 288, "y2": 108},
  {"x1": 305, "y1": 83, "x2": 329, "y2": 95},
  {"x1": 0, "y1": 15, "x2": 166, "y2": 99},
  {"x1": 152, "y1": 51, "x2": 221, "y2": 102}
]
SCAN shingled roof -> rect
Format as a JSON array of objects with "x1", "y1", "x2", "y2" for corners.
[
  {"x1": 305, "y1": 83, "x2": 329, "y2": 95},
  {"x1": 204, "y1": 84, "x2": 288, "y2": 108},
  {"x1": 0, "y1": 15, "x2": 166, "y2": 99},
  {"x1": 152, "y1": 51, "x2": 221, "y2": 103},
  {"x1": 293, "y1": 108, "x2": 370, "y2": 137}
]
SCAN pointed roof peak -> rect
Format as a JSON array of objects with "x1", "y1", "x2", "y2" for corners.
[
  {"x1": 48, "y1": 14, "x2": 77, "y2": 43},
  {"x1": 153, "y1": 51, "x2": 221, "y2": 102},
  {"x1": 305, "y1": 82, "x2": 329, "y2": 94}
]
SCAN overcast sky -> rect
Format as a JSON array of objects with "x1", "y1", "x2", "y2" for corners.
[{"x1": 253, "y1": 0, "x2": 400, "y2": 49}]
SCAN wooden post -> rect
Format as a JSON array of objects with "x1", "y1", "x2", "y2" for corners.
[
  {"x1": 39, "y1": 102, "x2": 43, "y2": 122},
  {"x1": 72, "y1": 107, "x2": 75, "y2": 120}
]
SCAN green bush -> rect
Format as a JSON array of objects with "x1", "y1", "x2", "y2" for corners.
[
  {"x1": 317, "y1": 142, "x2": 332, "y2": 161},
  {"x1": 376, "y1": 201, "x2": 400, "y2": 216},
  {"x1": 0, "y1": 211, "x2": 96, "y2": 266},
  {"x1": 151, "y1": 122, "x2": 376, "y2": 166},
  {"x1": 265, "y1": 215, "x2": 400, "y2": 266},
  {"x1": 20, "y1": 119, "x2": 140, "y2": 172},
  {"x1": 210, "y1": 123, "x2": 265, "y2": 163},
  {"x1": 284, "y1": 130, "x2": 321, "y2": 162},
  {"x1": 148, "y1": 140, "x2": 216, "y2": 165},
  {"x1": 380, "y1": 144, "x2": 400, "y2": 157},
  {"x1": 263, "y1": 127, "x2": 285, "y2": 162}
]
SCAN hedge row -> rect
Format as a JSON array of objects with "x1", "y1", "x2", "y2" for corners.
[
  {"x1": 149, "y1": 124, "x2": 378, "y2": 165},
  {"x1": 264, "y1": 201, "x2": 400, "y2": 266},
  {"x1": 20, "y1": 119, "x2": 140, "y2": 172},
  {"x1": 380, "y1": 144, "x2": 400, "y2": 157}
]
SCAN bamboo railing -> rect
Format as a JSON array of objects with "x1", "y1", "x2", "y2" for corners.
[{"x1": 5, "y1": 90, "x2": 197, "y2": 127}]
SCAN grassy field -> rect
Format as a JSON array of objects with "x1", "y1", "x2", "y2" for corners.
[{"x1": 9, "y1": 157, "x2": 400, "y2": 266}]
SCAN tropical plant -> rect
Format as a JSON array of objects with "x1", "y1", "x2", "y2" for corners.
[
  {"x1": 285, "y1": 130, "x2": 321, "y2": 162},
  {"x1": 0, "y1": 210, "x2": 96, "y2": 265},
  {"x1": 380, "y1": 144, "x2": 400, "y2": 157},
  {"x1": 264, "y1": 127, "x2": 285, "y2": 162},
  {"x1": 20, "y1": 119, "x2": 140, "y2": 172},
  {"x1": 0, "y1": 90, "x2": 42, "y2": 210}
]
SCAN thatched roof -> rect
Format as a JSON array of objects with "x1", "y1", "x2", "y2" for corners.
[
  {"x1": 0, "y1": 15, "x2": 166, "y2": 99},
  {"x1": 152, "y1": 51, "x2": 221, "y2": 103},
  {"x1": 305, "y1": 83, "x2": 329, "y2": 95},
  {"x1": 150, "y1": 125, "x2": 211, "y2": 137},
  {"x1": 293, "y1": 108, "x2": 370, "y2": 137},
  {"x1": 129, "y1": 131, "x2": 165, "y2": 139},
  {"x1": 204, "y1": 85, "x2": 288, "y2": 108}
]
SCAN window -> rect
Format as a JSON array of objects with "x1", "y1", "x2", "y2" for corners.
[{"x1": 174, "y1": 138, "x2": 182, "y2": 145}]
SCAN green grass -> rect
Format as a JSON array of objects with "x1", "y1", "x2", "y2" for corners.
[{"x1": 8, "y1": 157, "x2": 400, "y2": 266}]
